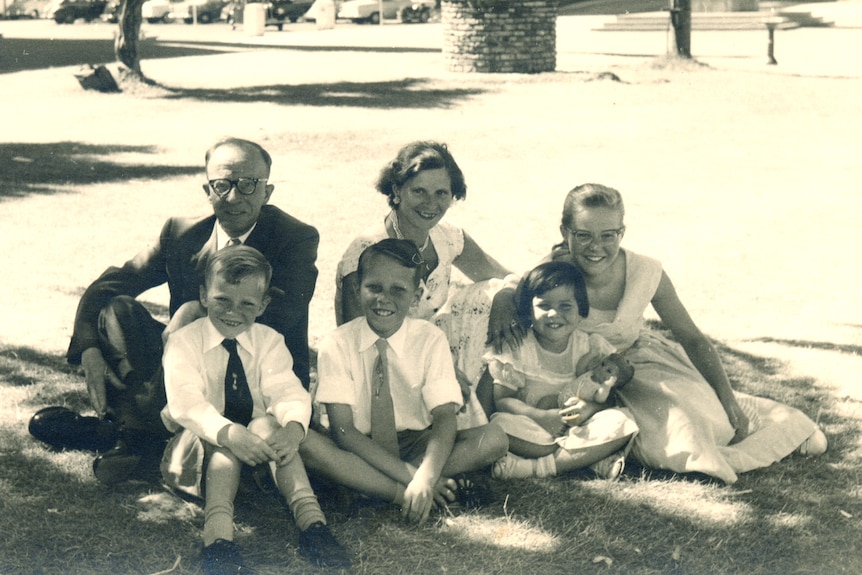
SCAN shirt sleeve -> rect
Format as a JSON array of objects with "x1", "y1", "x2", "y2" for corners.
[
  {"x1": 314, "y1": 333, "x2": 359, "y2": 407},
  {"x1": 420, "y1": 330, "x2": 463, "y2": 411},
  {"x1": 258, "y1": 333, "x2": 312, "y2": 433},
  {"x1": 163, "y1": 330, "x2": 233, "y2": 446}
]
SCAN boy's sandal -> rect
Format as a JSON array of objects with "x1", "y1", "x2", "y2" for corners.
[{"x1": 451, "y1": 472, "x2": 495, "y2": 510}]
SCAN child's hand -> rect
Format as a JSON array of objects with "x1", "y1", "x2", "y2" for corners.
[
  {"x1": 536, "y1": 409, "x2": 566, "y2": 436},
  {"x1": 220, "y1": 424, "x2": 277, "y2": 467},
  {"x1": 560, "y1": 397, "x2": 602, "y2": 427},
  {"x1": 265, "y1": 422, "x2": 304, "y2": 466},
  {"x1": 402, "y1": 472, "x2": 436, "y2": 524}
]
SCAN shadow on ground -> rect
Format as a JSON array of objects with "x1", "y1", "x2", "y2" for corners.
[
  {"x1": 160, "y1": 78, "x2": 486, "y2": 109},
  {"x1": 1, "y1": 142, "x2": 200, "y2": 200},
  {"x1": 0, "y1": 38, "x2": 233, "y2": 74}
]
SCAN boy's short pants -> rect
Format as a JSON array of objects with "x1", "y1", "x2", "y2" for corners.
[{"x1": 161, "y1": 428, "x2": 207, "y2": 499}]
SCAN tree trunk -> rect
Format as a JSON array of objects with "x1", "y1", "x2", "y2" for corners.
[
  {"x1": 115, "y1": 0, "x2": 147, "y2": 77},
  {"x1": 670, "y1": 0, "x2": 691, "y2": 58}
]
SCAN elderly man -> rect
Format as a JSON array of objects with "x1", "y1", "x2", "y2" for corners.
[{"x1": 30, "y1": 137, "x2": 319, "y2": 483}]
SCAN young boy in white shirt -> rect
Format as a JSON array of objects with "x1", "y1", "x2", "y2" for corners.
[
  {"x1": 160, "y1": 245, "x2": 349, "y2": 574},
  {"x1": 313, "y1": 239, "x2": 508, "y2": 524}
]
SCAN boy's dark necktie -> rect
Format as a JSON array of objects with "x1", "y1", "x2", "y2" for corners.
[
  {"x1": 370, "y1": 338, "x2": 399, "y2": 456},
  {"x1": 221, "y1": 339, "x2": 253, "y2": 426}
]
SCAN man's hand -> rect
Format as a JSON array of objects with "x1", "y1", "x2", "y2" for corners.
[
  {"x1": 265, "y1": 422, "x2": 304, "y2": 467},
  {"x1": 219, "y1": 424, "x2": 278, "y2": 467},
  {"x1": 81, "y1": 347, "x2": 126, "y2": 418},
  {"x1": 163, "y1": 301, "x2": 206, "y2": 345}
]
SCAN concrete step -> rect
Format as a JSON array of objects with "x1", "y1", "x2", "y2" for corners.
[{"x1": 595, "y1": 9, "x2": 831, "y2": 30}]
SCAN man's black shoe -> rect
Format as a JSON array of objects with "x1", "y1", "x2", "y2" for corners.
[
  {"x1": 29, "y1": 406, "x2": 118, "y2": 452},
  {"x1": 93, "y1": 439, "x2": 141, "y2": 485},
  {"x1": 298, "y1": 522, "x2": 351, "y2": 569}
]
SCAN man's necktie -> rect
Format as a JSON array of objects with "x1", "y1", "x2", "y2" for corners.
[
  {"x1": 221, "y1": 339, "x2": 253, "y2": 426},
  {"x1": 370, "y1": 338, "x2": 400, "y2": 456},
  {"x1": 226, "y1": 238, "x2": 242, "y2": 247}
]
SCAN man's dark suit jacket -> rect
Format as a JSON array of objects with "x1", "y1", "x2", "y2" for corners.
[{"x1": 67, "y1": 205, "x2": 319, "y2": 388}]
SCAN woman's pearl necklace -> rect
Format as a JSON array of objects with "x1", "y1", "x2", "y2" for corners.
[{"x1": 391, "y1": 212, "x2": 431, "y2": 252}]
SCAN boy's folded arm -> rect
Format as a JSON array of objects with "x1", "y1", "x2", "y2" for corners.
[
  {"x1": 417, "y1": 403, "x2": 458, "y2": 484},
  {"x1": 326, "y1": 403, "x2": 414, "y2": 485}
]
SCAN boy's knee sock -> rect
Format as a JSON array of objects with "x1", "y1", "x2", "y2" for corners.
[
  {"x1": 288, "y1": 488, "x2": 326, "y2": 532},
  {"x1": 203, "y1": 501, "x2": 234, "y2": 546}
]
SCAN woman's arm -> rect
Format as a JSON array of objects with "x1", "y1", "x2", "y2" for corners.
[
  {"x1": 453, "y1": 231, "x2": 511, "y2": 282},
  {"x1": 651, "y1": 271, "x2": 750, "y2": 442},
  {"x1": 326, "y1": 403, "x2": 415, "y2": 484},
  {"x1": 337, "y1": 272, "x2": 363, "y2": 326}
]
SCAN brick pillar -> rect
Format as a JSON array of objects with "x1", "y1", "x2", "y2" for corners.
[{"x1": 442, "y1": 0, "x2": 557, "y2": 73}]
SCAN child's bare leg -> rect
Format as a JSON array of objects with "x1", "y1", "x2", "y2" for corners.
[
  {"x1": 299, "y1": 429, "x2": 405, "y2": 504},
  {"x1": 507, "y1": 436, "x2": 557, "y2": 459},
  {"x1": 441, "y1": 424, "x2": 509, "y2": 477},
  {"x1": 203, "y1": 446, "x2": 242, "y2": 546}
]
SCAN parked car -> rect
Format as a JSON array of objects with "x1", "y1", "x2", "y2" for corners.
[
  {"x1": 100, "y1": 0, "x2": 120, "y2": 21},
  {"x1": 48, "y1": 0, "x2": 108, "y2": 23},
  {"x1": 5, "y1": 0, "x2": 50, "y2": 18},
  {"x1": 170, "y1": 0, "x2": 226, "y2": 23},
  {"x1": 221, "y1": 0, "x2": 312, "y2": 29},
  {"x1": 141, "y1": 0, "x2": 185, "y2": 22},
  {"x1": 337, "y1": 0, "x2": 432, "y2": 24}
]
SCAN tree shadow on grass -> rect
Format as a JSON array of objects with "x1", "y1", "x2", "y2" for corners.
[
  {"x1": 160, "y1": 78, "x2": 486, "y2": 109},
  {"x1": 0, "y1": 142, "x2": 200, "y2": 201},
  {"x1": 0, "y1": 38, "x2": 234, "y2": 75}
]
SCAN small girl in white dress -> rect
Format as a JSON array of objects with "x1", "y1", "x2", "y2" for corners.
[{"x1": 486, "y1": 261, "x2": 639, "y2": 480}]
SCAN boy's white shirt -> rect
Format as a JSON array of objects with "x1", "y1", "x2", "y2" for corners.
[
  {"x1": 161, "y1": 316, "x2": 311, "y2": 446},
  {"x1": 315, "y1": 316, "x2": 462, "y2": 435}
]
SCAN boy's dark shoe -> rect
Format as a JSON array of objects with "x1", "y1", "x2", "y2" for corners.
[
  {"x1": 92, "y1": 439, "x2": 141, "y2": 485},
  {"x1": 29, "y1": 406, "x2": 119, "y2": 452},
  {"x1": 201, "y1": 539, "x2": 254, "y2": 575},
  {"x1": 298, "y1": 522, "x2": 351, "y2": 569}
]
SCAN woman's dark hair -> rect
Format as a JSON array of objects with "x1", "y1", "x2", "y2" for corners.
[
  {"x1": 356, "y1": 238, "x2": 424, "y2": 288},
  {"x1": 515, "y1": 261, "x2": 589, "y2": 327},
  {"x1": 560, "y1": 183, "x2": 625, "y2": 230},
  {"x1": 375, "y1": 141, "x2": 467, "y2": 208}
]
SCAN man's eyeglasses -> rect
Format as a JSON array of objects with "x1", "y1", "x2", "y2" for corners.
[
  {"x1": 565, "y1": 226, "x2": 625, "y2": 247},
  {"x1": 208, "y1": 178, "x2": 265, "y2": 197}
]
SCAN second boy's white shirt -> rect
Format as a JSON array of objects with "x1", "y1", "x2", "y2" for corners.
[
  {"x1": 315, "y1": 317, "x2": 462, "y2": 435},
  {"x1": 161, "y1": 316, "x2": 311, "y2": 446}
]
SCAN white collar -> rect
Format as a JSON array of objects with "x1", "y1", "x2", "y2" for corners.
[
  {"x1": 215, "y1": 222, "x2": 257, "y2": 250},
  {"x1": 358, "y1": 317, "x2": 409, "y2": 358}
]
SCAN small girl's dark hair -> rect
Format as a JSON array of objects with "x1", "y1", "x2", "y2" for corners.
[
  {"x1": 374, "y1": 141, "x2": 467, "y2": 208},
  {"x1": 515, "y1": 261, "x2": 589, "y2": 327},
  {"x1": 356, "y1": 238, "x2": 424, "y2": 288},
  {"x1": 206, "y1": 245, "x2": 272, "y2": 290}
]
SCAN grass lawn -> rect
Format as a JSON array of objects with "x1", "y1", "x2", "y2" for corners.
[{"x1": 1, "y1": 35, "x2": 861, "y2": 575}]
